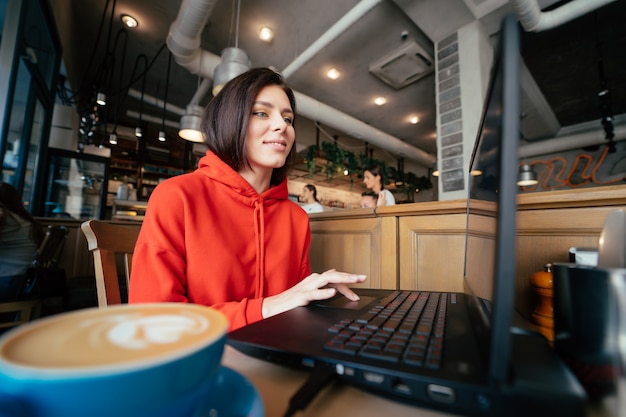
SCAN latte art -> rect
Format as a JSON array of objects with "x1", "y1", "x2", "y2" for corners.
[
  {"x1": 106, "y1": 314, "x2": 209, "y2": 350},
  {"x1": 0, "y1": 304, "x2": 227, "y2": 370}
]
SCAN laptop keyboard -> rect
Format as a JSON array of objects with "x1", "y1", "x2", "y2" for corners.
[{"x1": 324, "y1": 291, "x2": 447, "y2": 369}]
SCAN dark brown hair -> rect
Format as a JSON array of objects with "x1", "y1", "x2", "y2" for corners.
[
  {"x1": 304, "y1": 184, "x2": 318, "y2": 202},
  {"x1": 201, "y1": 67, "x2": 297, "y2": 186},
  {"x1": 365, "y1": 164, "x2": 386, "y2": 190},
  {"x1": 0, "y1": 182, "x2": 44, "y2": 245}
]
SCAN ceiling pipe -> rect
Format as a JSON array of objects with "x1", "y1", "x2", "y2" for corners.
[
  {"x1": 166, "y1": 0, "x2": 221, "y2": 76},
  {"x1": 295, "y1": 92, "x2": 435, "y2": 166},
  {"x1": 128, "y1": 88, "x2": 185, "y2": 115},
  {"x1": 165, "y1": 0, "x2": 436, "y2": 167},
  {"x1": 510, "y1": 0, "x2": 618, "y2": 32},
  {"x1": 519, "y1": 124, "x2": 625, "y2": 158},
  {"x1": 281, "y1": 0, "x2": 382, "y2": 78},
  {"x1": 126, "y1": 110, "x2": 180, "y2": 129}
]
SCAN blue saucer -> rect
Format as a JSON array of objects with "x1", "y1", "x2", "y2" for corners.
[{"x1": 200, "y1": 366, "x2": 263, "y2": 417}]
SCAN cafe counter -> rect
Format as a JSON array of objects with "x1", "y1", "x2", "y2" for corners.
[{"x1": 39, "y1": 184, "x2": 626, "y2": 319}]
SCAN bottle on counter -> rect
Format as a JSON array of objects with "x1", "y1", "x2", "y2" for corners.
[{"x1": 116, "y1": 176, "x2": 130, "y2": 200}]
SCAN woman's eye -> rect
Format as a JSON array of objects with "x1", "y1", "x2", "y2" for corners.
[
  {"x1": 283, "y1": 117, "x2": 293, "y2": 125},
  {"x1": 253, "y1": 111, "x2": 268, "y2": 118}
]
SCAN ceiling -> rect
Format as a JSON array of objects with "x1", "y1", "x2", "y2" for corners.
[{"x1": 49, "y1": 0, "x2": 625, "y2": 188}]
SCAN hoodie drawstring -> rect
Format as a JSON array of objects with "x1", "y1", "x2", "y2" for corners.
[{"x1": 253, "y1": 200, "x2": 266, "y2": 298}]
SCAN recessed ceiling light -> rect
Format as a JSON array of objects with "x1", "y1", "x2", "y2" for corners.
[
  {"x1": 259, "y1": 26, "x2": 274, "y2": 42},
  {"x1": 121, "y1": 14, "x2": 138, "y2": 29},
  {"x1": 409, "y1": 115, "x2": 420, "y2": 124},
  {"x1": 326, "y1": 68, "x2": 340, "y2": 80},
  {"x1": 374, "y1": 96, "x2": 387, "y2": 106}
]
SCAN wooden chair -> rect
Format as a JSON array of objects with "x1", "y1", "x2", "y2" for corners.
[
  {"x1": 81, "y1": 220, "x2": 140, "y2": 307},
  {"x1": 0, "y1": 225, "x2": 69, "y2": 331},
  {"x1": 0, "y1": 300, "x2": 41, "y2": 332}
]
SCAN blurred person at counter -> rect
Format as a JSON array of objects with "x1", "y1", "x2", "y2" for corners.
[
  {"x1": 299, "y1": 184, "x2": 324, "y2": 214},
  {"x1": 363, "y1": 165, "x2": 395, "y2": 206},
  {"x1": 0, "y1": 182, "x2": 44, "y2": 300},
  {"x1": 129, "y1": 68, "x2": 365, "y2": 332},
  {"x1": 359, "y1": 191, "x2": 378, "y2": 208}
]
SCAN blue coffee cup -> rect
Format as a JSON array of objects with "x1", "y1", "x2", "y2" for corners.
[{"x1": 0, "y1": 303, "x2": 229, "y2": 417}]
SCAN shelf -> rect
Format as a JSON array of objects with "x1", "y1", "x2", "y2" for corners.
[{"x1": 112, "y1": 199, "x2": 147, "y2": 222}]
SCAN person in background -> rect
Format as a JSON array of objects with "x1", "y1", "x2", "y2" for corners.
[
  {"x1": 0, "y1": 182, "x2": 44, "y2": 301},
  {"x1": 129, "y1": 68, "x2": 365, "y2": 332},
  {"x1": 363, "y1": 164, "x2": 396, "y2": 206},
  {"x1": 299, "y1": 184, "x2": 324, "y2": 214},
  {"x1": 359, "y1": 191, "x2": 378, "y2": 208}
]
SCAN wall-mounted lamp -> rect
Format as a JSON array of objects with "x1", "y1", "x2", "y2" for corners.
[
  {"x1": 179, "y1": 104, "x2": 205, "y2": 143},
  {"x1": 109, "y1": 132, "x2": 118, "y2": 145},
  {"x1": 517, "y1": 163, "x2": 538, "y2": 186}
]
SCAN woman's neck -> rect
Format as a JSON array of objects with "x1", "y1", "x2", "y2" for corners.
[{"x1": 239, "y1": 167, "x2": 272, "y2": 195}]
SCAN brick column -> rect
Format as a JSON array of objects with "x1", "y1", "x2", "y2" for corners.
[{"x1": 435, "y1": 20, "x2": 493, "y2": 200}]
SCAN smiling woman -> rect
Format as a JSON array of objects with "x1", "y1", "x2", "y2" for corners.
[{"x1": 128, "y1": 68, "x2": 366, "y2": 332}]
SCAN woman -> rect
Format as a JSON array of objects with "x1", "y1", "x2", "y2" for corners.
[
  {"x1": 0, "y1": 182, "x2": 44, "y2": 300},
  {"x1": 129, "y1": 68, "x2": 365, "y2": 331},
  {"x1": 299, "y1": 184, "x2": 324, "y2": 213},
  {"x1": 363, "y1": 165, "x2": 396, "y2": 206}
]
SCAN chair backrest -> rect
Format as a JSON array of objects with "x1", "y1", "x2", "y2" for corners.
[
  {"x1": 36, "y1": 225, "x2": 69, "y2": 269},
  {"x1": 80, "y1": 220, "x2": 140, "y2": 307},
  {"x1": 21, "y1": 225, "x2": 69, "y2": 298},
  {"x1": 0, "y1": 300, "x2": 41, "y2": 331}
]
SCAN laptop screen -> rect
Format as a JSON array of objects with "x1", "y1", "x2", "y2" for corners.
[{"x1": 463, "y1": 14, "x2": 521, "y2": 384}]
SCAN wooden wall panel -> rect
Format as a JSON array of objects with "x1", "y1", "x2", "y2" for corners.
[{"x1": 309, "y1": 216, "x2": 396, "y2": 289}]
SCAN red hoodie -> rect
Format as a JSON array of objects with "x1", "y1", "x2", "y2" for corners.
[{"x1": 129, "y1": 151, "x2": 312, "y2": 331}]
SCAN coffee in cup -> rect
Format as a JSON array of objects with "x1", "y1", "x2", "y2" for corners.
[{"x1": 0, "y1": 303, "x2": 229, "y2": 417}]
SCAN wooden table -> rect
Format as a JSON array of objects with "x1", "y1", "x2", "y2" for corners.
[{"x1": 222, "y1": 346, "x2": 623, "y2": 417}]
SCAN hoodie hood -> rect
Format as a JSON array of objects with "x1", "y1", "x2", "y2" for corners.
[{"x1": 196, "y1": 150, "x2": 289, "y2": 203}]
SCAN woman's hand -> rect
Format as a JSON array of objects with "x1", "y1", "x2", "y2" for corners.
[{"x1": 262, "y1": 269, "x2": 366, "y2": 319}]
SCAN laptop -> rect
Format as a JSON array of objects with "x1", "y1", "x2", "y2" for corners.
[{"x1": 228, "y1": 15, "x2": 586, "y2": 416}]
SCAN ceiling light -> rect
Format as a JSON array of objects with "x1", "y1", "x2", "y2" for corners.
[
  {"x1": 212, "y1": 0, "x2": 250, "y2": 96},
  {"x1": 517, "y1": 163, "x2": 538, "y2": 186},
  {"x1": 212, "y1": 47, "x2": 251, "y2": 96},
  {"x1": 326, "y1": 68, "x2": 340, "y2": 80},
  {"x1": 409, "y1": 115, "x2": 420, "y2": 124},
  {"x1": 179, "y1": 104, "x2": 205, "y2": 143},
  {"x1": 431, "y1": 161, "x2": 439, "y2": 177},
  {"x1": 374, "y1": 96, "x2": 387, "y2": 106},
  {"x1": 121, "y1": 14, "x2": 138, "y2": 28},
  {"x1": 96, "y1": 92, "x2": 106, "y2": 106},
  {"x1": 158, "y1": 130, "x2": 166, "y2": 142},
  {"x1": 470, "y1": 169, "x2": 482, "y2": 176},
  {"x1": 259, "y1": 26, "x2": 274, "y2": 42}
]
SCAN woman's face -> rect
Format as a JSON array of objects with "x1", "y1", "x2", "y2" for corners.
[
  {"x1": 244, "y1": 85, "x2": 295, "y2": 174},
  {"x1": 363, "y1": 170, "x2": 380, "y2": 190},
  {"x1": 300, "y1": 186, "x2": 313, "y2": 202}
]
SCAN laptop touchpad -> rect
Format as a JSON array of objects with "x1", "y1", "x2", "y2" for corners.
[{"x1": 315, "y1": 295, "x2": 378, "y2": 310}]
